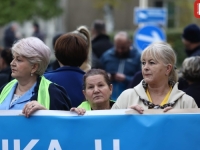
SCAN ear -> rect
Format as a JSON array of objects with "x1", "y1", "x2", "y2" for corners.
[
  {"x1": 166, "y1": 64, "x2": 172, "y2": 76},
  {"x1": 31, "y1": 64, "x2": 39, "y2": 74}
]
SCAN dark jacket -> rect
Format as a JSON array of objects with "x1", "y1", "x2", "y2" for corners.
[
  {"x1": 100, "y1": 47, "x2": 141, "y2": 100},
  {"x1": 183, "y1": 82, "x2": 200, "y2": 107},
  {"x1": 0, "y1": 67, "x2": 12, "y2": 88},
  {"x1": 128, "y1": 71, "x2": 143, "y2": 88},
  {"x1": 185, "y1": 45, "x2": 200, "y2": 57},
  {"x1": 44, "y1": 66, "x2": 85, "y2": 107},
  {"x1": 92, "y1": 34, "x2": 113, "y2": 58},
  {"x1": 3, "y1": 27, "x2": 17, "y2": 48},
  {"x1": 0, "y1": 76, "x2": 71, "y2": 110}
]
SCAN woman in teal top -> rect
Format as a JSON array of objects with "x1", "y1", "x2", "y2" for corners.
[{"x1": 71, "y1": 69, "x2": 115, "y2": 113}]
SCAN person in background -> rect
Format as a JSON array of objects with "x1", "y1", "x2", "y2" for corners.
[
  {"x1": 46, "y1": 33, "x2": 63, "y2": 71},
  {"x1": 3, "y1": 22, "x2": 19, "y2": 48},
  {"x1": 128, "y1": 70, "x2": 143, "y2": 88},
  {"x1": 0, "y1": 48, "x2": 13, "y2": 87},
  {"x1": 91, "y1": 19, "x2": 113, "y2": 68},
  {"x1": 179, "y1": 24, "x2": 200, "y2": 90},
  {"x1": 112, "y1": 42, "x2": 197, "y2": 113},
  {"x1": 71, "y1": 69, "x2": 114, "y2": 114},
  {"x1": 182, "y1": 24, "x2": 200, "y2": 57},
  {"x1": 32, "y1": 22, "x2": 45, "y2": 42},
  {"x1": 181, "y1": 56, "x2": 200, "y2": 107},
  {"x1": 72, "y1": 27, "x2": 92, "y2": 72},
  {"x1": 44, "y1": 26, "x2": 90, "y2": 107},
  {"x1": 0, "y1": 37, "x2": 71, "y2": 117},
  {"x1": 100, "y1": 31, "x2": 141, "y2": 100}
]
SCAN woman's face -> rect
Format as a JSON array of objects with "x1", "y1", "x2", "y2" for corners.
[
  {"x1": 10, "y1": 53, "x2": 34, "y2": 79},
  {"x1": 141, "y1": 55, "x2": 172, "y2": 85},
  {"x1": 83, "y1": 75, "x2": 112, "y2": 105}
]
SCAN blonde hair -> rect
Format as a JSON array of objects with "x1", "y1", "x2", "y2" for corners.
[
  {"x1": 141, "y1": 42, "x2": 178, "y2": 82},
  {"x1": 73, "y1": 26, "x2": 92, "y2": 72}
]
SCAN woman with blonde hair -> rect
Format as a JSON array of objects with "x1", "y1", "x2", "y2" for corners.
[{"x1": 112, "y1": 42, "x2": 197, "y2": 113}]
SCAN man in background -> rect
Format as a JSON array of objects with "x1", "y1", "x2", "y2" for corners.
[
  {"x1": 101, "y1": 31, "x2": 141, "y2": 100},
  {"x1": 91, "y1": 20, "x2": 113, "y2": 68}
]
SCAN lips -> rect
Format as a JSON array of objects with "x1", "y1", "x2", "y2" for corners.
[{"x1": 93, "y1": 95, "x2": 102, "y2": 100}]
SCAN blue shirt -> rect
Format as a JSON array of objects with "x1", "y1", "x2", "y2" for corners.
[{"x1": 0, "y1": 82, "x2": 36, "y2": 110}]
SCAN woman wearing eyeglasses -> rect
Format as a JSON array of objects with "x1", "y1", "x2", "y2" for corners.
[{"x1": 112, "y1": 42, "x2": 198, "y2": 113}]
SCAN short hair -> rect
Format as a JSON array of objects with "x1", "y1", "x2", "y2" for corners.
[
  {"x1": 114, "y1": 31, "x2": 129, "y2": 41},
  {"x1": 83, "y1": 69, "x2": 111, "y2": 90},
  {"x1": 141, "y1": 42, "x2": 178, "y2": 82},
  {"x1": 1, "y1": 48, "x2": 12, "y2": 66},
  {"x1": 182, "y1": 56, "x2": 200, "y2": 82},
  {"x1": 92, "y1": 20, "x2": 105, "y2": 34},
  {"x1": 11, "y1": 37, "x2": 51, "y2": 76},
  {"x1": 55, "y1": 26, "x2": 90, "y2": 67}
]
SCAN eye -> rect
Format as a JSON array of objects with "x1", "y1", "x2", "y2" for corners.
[
  {"x1": 98, "y1": 84, "x2": 104, "y2": 87},
  {"x1": 87, "y1": 86, "x2": 93, "y2": 89},
  {"x1": 141, "y1": 61, "x2": 146, "y2": 65},
  {"x1": 150, "y1": 61, "x2": 155, "y2": 65}
]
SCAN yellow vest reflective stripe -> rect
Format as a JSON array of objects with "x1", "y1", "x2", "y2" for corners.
[
  {"x1": 78, "y1": 101, "x2": 92, "y2": 110},
  {"x1": 0, "y1": 76, "x2": 51, "y2": 109}
]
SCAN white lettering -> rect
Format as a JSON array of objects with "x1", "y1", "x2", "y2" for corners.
[
  {"x1": 95, "y1": 140, "x2": 102, "y2": 150},
  {"x1": 23, "y1": 139, "x2": 39, "y2": 150},
  {"x1": 14, "y1": 140, "x2": 20, "y2": 150},
  {"x1": 95, "y1": 139, "x2": 120, "y2": 150},
  {"x1": 48, "y1": 140, "x2": 62, "y2": 150},
  {"x1": 113, "y1": 139, "x2": 120, "y2": 150},
  {"x1": 2, "y1": 139, "x2": 8, "y2": 150}
]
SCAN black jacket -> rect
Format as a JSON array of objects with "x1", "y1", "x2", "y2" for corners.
[{"x1": 92, "y1": 34, "x2": 113, "y2": 58}]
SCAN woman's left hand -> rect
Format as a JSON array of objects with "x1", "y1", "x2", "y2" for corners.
[{"x1": 22, "y1": 100, "x2": 47, "y2": 118}]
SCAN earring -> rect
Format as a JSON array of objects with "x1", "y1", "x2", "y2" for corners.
[{"x1": 31, "y1": 73, "x2": 33, "y2": 76}]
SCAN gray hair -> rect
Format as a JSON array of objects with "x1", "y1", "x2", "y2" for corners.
[
  {"x1": 141, "y1": 42, "x2": 178, "y2": 82},
  {"x1": 182, "y1": 56, "x2": 200, "y2": 82},
  {"x1": 11, "y1": 37, "x2": 51, "y2": 76}
]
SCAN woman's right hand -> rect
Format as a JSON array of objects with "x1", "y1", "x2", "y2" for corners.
[
  {"x1": 70, "y1": 107, "x2": 86, "y2": 115},
  {"x1": 130, "y1": 105, "x2": 144, "y2": 114}
]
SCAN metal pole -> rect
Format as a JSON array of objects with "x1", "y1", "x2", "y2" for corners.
[{"x1": 139, "y1": 0, "x2": 148, "y2": 8}]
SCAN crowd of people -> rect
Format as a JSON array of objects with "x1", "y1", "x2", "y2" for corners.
[{"x1": 0, "y1": 20, "x2": 199, "y2": 117}]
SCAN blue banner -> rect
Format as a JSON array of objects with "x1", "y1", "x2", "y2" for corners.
[{"x1": 0, "y1": 110, "x2": 200, "y2": 150}]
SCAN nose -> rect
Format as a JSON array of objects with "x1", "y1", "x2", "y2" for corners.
[
  {"x1": 143, "y1": 63, "x2": 149, "y2": 71},
  {"x1": 10, "y1": 59, "x2": 15, "y2": 66},
  {"x1": 93, "y1": 86, "x2": 99, "y2": 93}
]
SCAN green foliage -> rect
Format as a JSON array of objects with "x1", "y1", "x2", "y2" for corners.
[
  {"x1": 166, "y1": 29, "x2": 186, "y2": 67},
  {"x1": 92, "y1": 0, "x2": 131, "y2": 9},
  {"x1": 0, "y1": 0, "x2": 62, "y2": 26}
]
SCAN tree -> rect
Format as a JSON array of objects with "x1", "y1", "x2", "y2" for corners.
[
  {"x1": 92, "y1": 0, "x2": 130, "y2": 33},
  {"x1": 0, "y1": 0, "x2": 62, "y2": 26}
]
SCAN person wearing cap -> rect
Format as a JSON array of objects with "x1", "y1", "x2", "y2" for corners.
[
  {"x1": 179, "y1": 24, "x2": 200, "y2": 90},
  {"x1": 182, "y1": 24, "x2": 200, "y2": 57}
]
